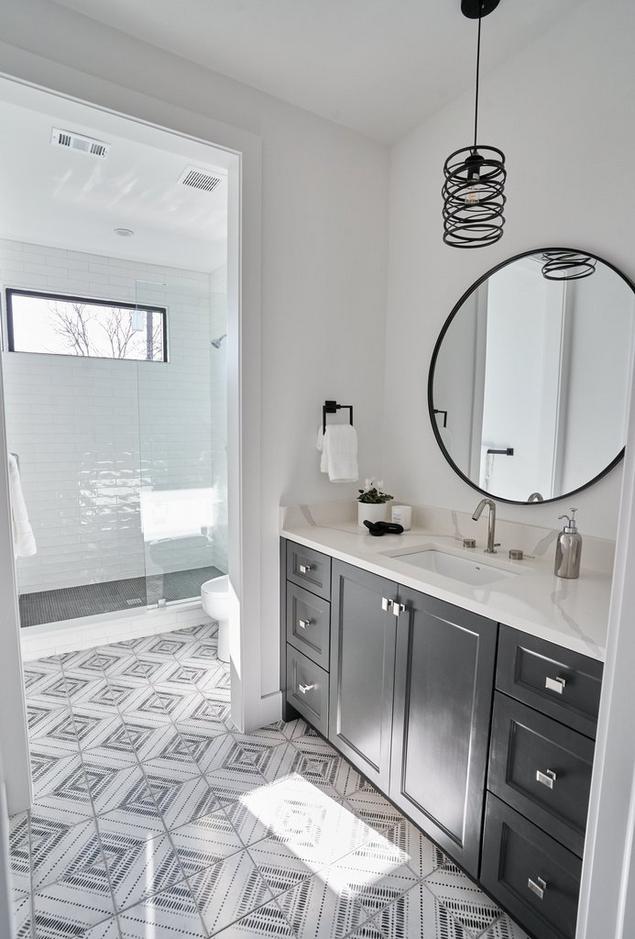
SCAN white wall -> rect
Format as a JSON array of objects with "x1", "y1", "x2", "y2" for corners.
[
  {"x1": 0, "y1": 0, "x2": 389, "y2": 705},
  {"x1": 0, "y1": 238, "x2": 227, "y2": 594},
  {"x1": 383, "y1": 0, "x2": 635, "y2": 539}
]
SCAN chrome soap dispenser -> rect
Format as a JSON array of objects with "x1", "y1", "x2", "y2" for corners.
[{"x1": 554, "y1": 508, "x2": 582, "y2": 579}]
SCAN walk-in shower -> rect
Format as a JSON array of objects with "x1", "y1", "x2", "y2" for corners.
[{"x1": 0, "y1": 86, "x2": 229, "y2": 633}]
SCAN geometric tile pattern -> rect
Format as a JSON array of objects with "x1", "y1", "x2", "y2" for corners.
[{"x1": 10, "y1": 621, "x2": 528, "y2": 939}]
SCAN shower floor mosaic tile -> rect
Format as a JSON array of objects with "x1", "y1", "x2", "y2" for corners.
[{"x1": 12, "y1": 622, "x2": 529, "y2": 938}]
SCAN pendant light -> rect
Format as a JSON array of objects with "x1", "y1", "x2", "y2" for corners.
[
  {"x1": 442, "y1": 0, "x2": 506, "y2": 248},
  {"x1": 541, "y1": 250, "x2": 596, "y2": 280}
]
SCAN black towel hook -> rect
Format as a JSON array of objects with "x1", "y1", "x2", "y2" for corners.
[{"x1": 322, "y1": 400, "x2": 354, "y2": 435}]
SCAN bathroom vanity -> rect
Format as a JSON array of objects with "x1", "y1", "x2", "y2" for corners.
[{"x1": 280, "y1": 510, "x2": 609, "y2": 939}]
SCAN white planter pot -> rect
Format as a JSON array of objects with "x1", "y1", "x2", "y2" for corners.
[{"x1": 358, "y1": 502, "x2": 388, "y2": 528}]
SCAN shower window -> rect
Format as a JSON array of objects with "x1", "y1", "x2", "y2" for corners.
[{"x1": 5, "y1": 289, "x2": 167, "y2": 362}]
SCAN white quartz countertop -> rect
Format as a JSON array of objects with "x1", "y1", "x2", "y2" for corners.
[{"x1": 281, "y1": 512, "x2": 612, "y2": 661}]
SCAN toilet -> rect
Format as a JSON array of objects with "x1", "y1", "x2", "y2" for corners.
[{"x1": 201, "y1": 574, "x2": 230, "y2": 663}]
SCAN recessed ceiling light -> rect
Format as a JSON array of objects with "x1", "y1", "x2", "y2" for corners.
[{"x1": 114, "y1": 228, "x2": 134, "y2": 237}]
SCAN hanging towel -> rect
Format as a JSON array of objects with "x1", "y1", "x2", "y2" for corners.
[
  {"x1": 8, "y1": 453, "x2": 36, "y2": 558},
  {"x1": 316, "y1": 424, "x2": 359, "y2": 483}
]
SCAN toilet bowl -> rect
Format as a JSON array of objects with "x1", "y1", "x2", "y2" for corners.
[{"x1": 201, "y1": 574, "x2": 230, "y2": 663}]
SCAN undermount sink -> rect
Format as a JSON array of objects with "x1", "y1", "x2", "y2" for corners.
[{"x1": 386, "y1": 548, "x2": 519, "y2": 586}]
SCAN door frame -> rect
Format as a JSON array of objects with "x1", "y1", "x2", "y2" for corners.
[{"x1": 0, "y1": 67, "x2": 265, "y2": 813}]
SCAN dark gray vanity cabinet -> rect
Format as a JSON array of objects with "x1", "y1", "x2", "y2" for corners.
[
  {"x1": 390, "y1": 588, "x2": 498, "y2": 876},
  {"x1": 329, "y1": 561, "x2": 399, "y2": 790}
]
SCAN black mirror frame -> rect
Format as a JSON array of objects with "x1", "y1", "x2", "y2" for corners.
[{"x1": 427, "y1": 246, "x2": 634, "y2": 506}]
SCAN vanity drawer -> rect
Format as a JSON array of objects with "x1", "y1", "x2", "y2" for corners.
[
  {"x1": 287, "y1": 542, "x2": 332, "y2": 600},
  {"x1": 497, "y1": 626, "x2": 603, "y2": 739},
  {"x1": 286, "y1": 583, "x2": 330, "y2": 670},
  {"x1": 481, "y1": 794, "x2": 581, "y2": 939},
  {"x1": 286, "y1": 645, "x2": 329, "y2": 736},
  {"x1": 488, "y1": 694, "x2": 594, "y2": 856}
]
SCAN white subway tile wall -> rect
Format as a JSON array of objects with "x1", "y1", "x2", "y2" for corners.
[{"x1": 0, "y1": 238, "x2": 227, "y2": 596}]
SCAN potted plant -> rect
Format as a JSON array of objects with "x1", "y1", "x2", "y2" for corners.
[{"x1": 357, "y1": 479, "x2": 394, "y2": 528}]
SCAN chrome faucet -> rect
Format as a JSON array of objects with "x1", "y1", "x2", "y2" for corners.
[{"x1": 472, "y1": 498, "x2": 499, "y2": 554}]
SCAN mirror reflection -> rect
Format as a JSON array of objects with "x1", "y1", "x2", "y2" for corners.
[{"x1": 430, "y1": 251, "x2": 634, "y2": 504}]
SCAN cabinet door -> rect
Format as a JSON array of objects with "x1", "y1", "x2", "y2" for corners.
[
  {"x1": 390, "y1": 588, "x2": 498, "y2": 876},
  {"x1": 329, "y1": 561, "x2": 398, "y2": 789}
]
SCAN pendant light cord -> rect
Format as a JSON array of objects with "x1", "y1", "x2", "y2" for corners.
[{"x1": 472, "y1": 6, "x2": 482, "y2": 150}]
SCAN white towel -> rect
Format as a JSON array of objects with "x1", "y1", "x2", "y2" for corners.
[
  {"x1": 8, "y1": 454, "x2": 36, "y2": 558},
  {"x1": 316, "y1": 425, "x2": 359, "y2": 483}
]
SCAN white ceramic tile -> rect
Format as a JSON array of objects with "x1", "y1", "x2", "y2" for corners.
[
  {"x1": 119, "y1": 882, "x2": 207, "y2": 939},
  {"x1": 170, "y1": 808, "x2": 244, "y2": 876},
  {"x1": 188, "y1": 849, "x2": 274, "y2": 935},
  {"x1": 422, "y1": 864, "x2": 501, "y2": 937}
]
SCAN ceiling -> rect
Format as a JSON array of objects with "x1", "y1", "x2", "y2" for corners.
[
  {"x1": 0, "y1": 82, "x2": 228, "y2": 272},
  {"x1": 54, "y1": 0, "x2": 579, "y2": 142}
]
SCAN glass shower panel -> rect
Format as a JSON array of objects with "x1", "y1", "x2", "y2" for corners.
[{"x1": 136, "y1": 272, "x2": 227, "y2": 608}]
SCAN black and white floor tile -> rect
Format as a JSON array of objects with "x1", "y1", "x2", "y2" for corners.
[{"x1": 11, "y1": 621, "x2": 529, "y2": 938}]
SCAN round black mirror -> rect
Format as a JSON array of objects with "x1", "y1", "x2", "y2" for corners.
[{"x1": 428, "y1": 248, "x2": 634, "y2": 504}]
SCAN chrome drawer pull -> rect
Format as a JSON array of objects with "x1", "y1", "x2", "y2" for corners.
[
  {"x1": 545, "y1": 675, "x2": 566, "y2": 694},
  {"x1": 297, "y1": 682, "x2": 315, "y2": 695},
  {"x1": 298, "y1": 563, "x2": 312, "y2": 574},
  {"x1": 536, "y1": 769, "x2": 557, "y2": 789},
  {"x1": 297, "y1": 618, "x2": 313, "y2": 630},
  {"x1": 381, "y1": 597, "x2": 391, "y2": 612},
  {"x1": 527, "y1": 876, "x2": 547, "y2": 900}
]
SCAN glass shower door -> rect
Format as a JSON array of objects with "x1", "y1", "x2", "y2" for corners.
[{"x1": 136, "y1": 271, "x2": 227, "y2": 608}]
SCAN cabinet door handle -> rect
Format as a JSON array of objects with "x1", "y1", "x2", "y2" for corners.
[
  {"x1": 298, "y1": 563, "x2": 312, "y2": 574},
  {"x1": 297, "y1": 682, "x2": 315, "y2": 695},
  {"x1": 297, "y1": 618, "x2": 312, "y2": 630},
  {"x1": 381, "y1": 597, "x2": 391, "y2": 612},
  {"x1": 527, "y1": 876, "x2": 547, "y2": 900},
  {"x1": 545, "y1": 675, "x2": 566, "y2": 694},
  {"x1": 536, "y1": 769, "x2": 557, "y2": 789},
  {"x1": 391, "y1": 602, "x2": 406, "y2": 618}
]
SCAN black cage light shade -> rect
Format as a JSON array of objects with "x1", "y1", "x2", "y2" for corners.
[
  {"x1": 442, "y1": 1, "x2": 506, "y2": 248},
  {"x1": 541, "y1": 250, "x2": 597, "y2": 280}
]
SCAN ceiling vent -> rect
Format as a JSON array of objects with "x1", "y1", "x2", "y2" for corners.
[
  {"x1": 179, "y1": 166, "x2": 222, "y2": 193},
  {"x1": 51, "y1": 128, "x2": 110, "y2": 158}
]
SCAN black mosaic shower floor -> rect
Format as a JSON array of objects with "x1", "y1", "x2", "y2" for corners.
[{"x1": 18, "y1": 566, "x2": 223, "y2": 627}]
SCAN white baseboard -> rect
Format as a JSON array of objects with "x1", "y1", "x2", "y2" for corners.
[
  {"x1": 259, "y1": 689, "x2": 283, "y2": 728},
  {"x1": 20, "y1": 600, "x2": 211, "y2": 661}
]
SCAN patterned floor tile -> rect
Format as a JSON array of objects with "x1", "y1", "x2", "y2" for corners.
[
  {"x1": 223, "y1": 799, "x2": 270, "y2": 846},
  {"x1": 344, "y1": 785, "x2": 406, "y2": 833},
  {"x1": 12, "y1": 890, "x2": 32, "y2": 939},
  {"x1": 477, "y1": 913, "x2": 530, "y2": 939},
  {"x1": 213, "y1": 900, "x2": 297, "y2": 938},
  {"x1": 240, "y1": 775, "x2": 372, "y2": 868},
  {"x1": 31, "y1": 761, "x2": 94, "y2": 826},
  {"x1": 204, "y1": 764, "x2": 270, "y2": 806},
  {"x1": 25, "y1": 671, "x2": 71, "y2": 708},
  {"x1": 18, "y1": 624, "x2": 511, "y2": 939},
  {"x1": 383, "y1": 818, "x2": 445, "y2": 882},
  {"x1": 9, "y1": 812, "x2": 31, "y2": 893},
  {"x1": 372, "y1": 882, "x2": 470, "y2": 938},
  {"x1": 27, "y1": 704, "x2": 79, "y2": 755},
  {"x1": 248, "y1": 836, "x2": 320, "y2": 895},
  {"x1": 31, "y1": 838, "x2": 116, "y2": 933},
  {"x1": 99, "y1": 829, "x2": 184, "y2": 912},
  {"x1": 264, "y1": 739, "x2": 364, "y2": 798},
  {"x1": 346, "y1": 920, "x2": 387, "y2": 939},
  {"x1": 199, "y1": 731, "x2": 282, "y2": 778},
  {"x1": 30, "y1": 814, "x2": 98, "y2": 890},
  {"x1": 327, "y1": 836, "x2": 419, "y2": 914},
  {"x1": 146, "y1": 767, "x2": 219, "y2": 829},
  {"x1": 170, "y1": 808, "x2": 244, "y2": 876},
  {"x1": 119, "y1": 880, "x2": 207, "y2": 938},
  {"x1": 83, "y1": 917, "x2": 123, "y2": 938},
  {"x1": 422, "y1": 863, "x2": 500, "y2": 936},
  {"x1": 275, "y1": 871, "x2": 373, "y2": 939},
  {"x1": 188, "y1": 849, "x2": 274, "y2": 935},
  {"x1": 82, "y1": 757, "x2": 149, "y2": 817}
]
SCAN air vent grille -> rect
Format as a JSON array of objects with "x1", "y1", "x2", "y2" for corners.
[
  {"x1": 179, "y1": 167, "x2": 222, "y2": 193},
  {"x1": 51, "y1": 128, "x2": 110, "y2": 158}
]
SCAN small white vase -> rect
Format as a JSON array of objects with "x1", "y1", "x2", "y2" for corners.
[{"x1": 358, "y1": 502, "x2": 388, "y2": 529}]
